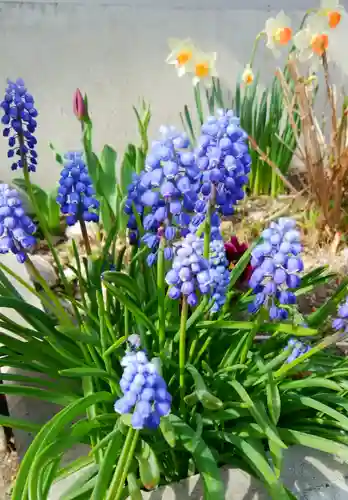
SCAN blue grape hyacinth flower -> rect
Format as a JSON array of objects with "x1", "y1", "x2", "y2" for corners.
[
  {"x1": 126, "y1": 125, "x2": 199, "y2": 266},
  {"x1": 209, "y1": 237, "x2": 230, "y2": 313},
  {"x1": 1, "y1": 79, "x2": 38, "y2": 172},
  {"x1": 114, "y1": 337, "x2": 172, "y2": 430},
  {"x1": 166, "y1": 232, "x2": 211, "y2": 307},
  {"x1": 285, "y1": 338, "x2": 310, "y2": 363},
  {"x1": 124, "y1": 173, "x2": 145, "y2": 246},
  {"x1": 332, "y1": 297, "x2": 348, "y2": 334},
  {"x1": 248, "y1": 217, "x2": 303, "y2": 320},
  {"x1": 194, "y1": 109, "x2": 250, "y2": 216},
  {"x1": 56, "y1": 152, "x2": 99, "y2": 226},
  {"x1": 0, "y1": 184, "x2": 36, "y2": 262}
]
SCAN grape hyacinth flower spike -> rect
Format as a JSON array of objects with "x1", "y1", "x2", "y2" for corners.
[
  {"x1": 332, "y1": 296, "x2": 348, "y2": 335},
  {"x1": 166, "y1": 232, "x2": 211, "y2": 307},
  {"x1": 1, "y1": 78, "x2": 38, "y2": 173},
  {"x1": 127, "y1": 125, "x2": 199, "y2": 266},
  {"x1": 0, "y1": 184, "x2": 36, "y2": 262},
  {"x1": 285, "y1": 338, "x2": 310, "y2": 363},
  {"x1": 193, "y1": 109, "x2": 251, "y2": 217},
  {"x1": 248, "y1": 217, "x2": 303, "y2": 320},
  {"x1": 56, "y1": 152, "x2": 99, "y2": 226},
  {"x1": 209, "y1": 236, "x2": 230, "y2": 313},
  {"x1": 114, "y1": 335, "x2": 172, "y2": 430},
  {"x1": 56, "y1": 152, "x2": 99, "y2": 254}
]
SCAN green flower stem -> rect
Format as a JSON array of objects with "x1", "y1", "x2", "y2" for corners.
[
  {"x1": 179, "y1": 297, "x2": 189, "y2": 412},
  {"x1": 249, "y1": 31, "x2": 266, "y2": 68},
  {"x1": 157, "y1": 237, "x2": 166, "y2": 351},
  {"x1": 79, "y1": 218, "x2": 92, "y2": 255},
  {"x1": 204, "y1": 186, "x2": 216, "y2": 259},
  {"x1": 24, "y1": 255, "x2": 72, "y2": 325},
  {"x1": 107, "y1": 427, "x2": 139, "y2": 500},
  {"x1": 20, "y1": 145, "x2": 72, "y2": 299}
]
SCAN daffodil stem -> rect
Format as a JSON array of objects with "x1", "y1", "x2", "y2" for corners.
[
  {"x1": 179, "y1": 297, "x2": 189, "y2": 413},
  {"x1": 250, "y1": 31, "x2": 266, "y2": 68}
]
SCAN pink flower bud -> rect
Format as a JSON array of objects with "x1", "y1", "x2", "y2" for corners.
[{"x1": 73, "y1": 88, "x2": 85, "y2": 120}]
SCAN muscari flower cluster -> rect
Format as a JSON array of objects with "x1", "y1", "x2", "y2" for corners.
[
  {"x1": 192, "y1": 109, "x2": 250, "y2": 224},
  {"x1": 1, "y1": 79, "x2": 38, "y2": 172},
  {"x1": 248, "y1": 217, "x2": 303, "y2": 320},
  {"x1": 332, "y1": 297, "x2": 348, "y2": 334},
  {"x1": 166, "y1": 232, "x2": 211, "y2": 307},
  {"x1": 209, "y1": 235, "x2": 230, "y2": 313},
  {"x1": 114, "y1": 335, "x2": 172, "y2": 430},
  {"x1": 0, "y1": 184, "x2": 36, "y2": 262},
  {"x1": 127, "y1": 126, "x2": 200, "y2": 266},
  {"x1": 286, "y1": 338, "x2": 310, "y2": 363},
  {"x1": 56, "y1": 152, "x2": 99, "y2": 226}
]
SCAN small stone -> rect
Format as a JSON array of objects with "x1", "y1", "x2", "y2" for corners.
[{"x1": 26, "y1": 255, "x2": 58, "y2": 287}]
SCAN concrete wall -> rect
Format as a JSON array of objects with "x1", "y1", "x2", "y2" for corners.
[{"x1": 0, "y1": 0, "x2": 348, "y2": 189}]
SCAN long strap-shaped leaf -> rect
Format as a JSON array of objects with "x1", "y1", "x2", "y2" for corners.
[
  {"x1": 12, "y1": 392, "x2": 114, "y2": 500},
  {"x1": 169, "y1": 414, "x2": 224, "y2": 500}
]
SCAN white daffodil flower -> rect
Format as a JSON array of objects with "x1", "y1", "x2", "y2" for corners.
[
  {"x1": 166, "y1": 38, "x2": 197, "y2": 77},
  {"x1": 264, "y1": 10, "x2": 292, "y2": 57},
  {"x1": 294, "y1": 15, "x2": 329, "y2": 65},
  {"x1": 318, "y1": 0, "x2": 344, "y2": 29},
  {"x1": 191, "y1": 51, "x2": 218, "y2": 87},
  {"x1": 241, "y1": 64, "x2": 255, "y2": 86}
]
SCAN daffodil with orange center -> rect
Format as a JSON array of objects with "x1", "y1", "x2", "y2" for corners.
[
  {"x1": 191, "y1": 51, "x2": 218, "y2": 86},
  {"x1": 318, "y1": 0, "x2": 344, "y2": 29},
  {"x1": 264, "y1": 10, "x2": 292, "y2": 57},
  {"x1": 166, "y1": 38, "x2": 197, "y2": 77},
  {"x1": 294, "y1": 16, "x2": 330, "y2": 65},
  {"x1": 242, "y1": 65, "x2": 254, "y2": 86}
]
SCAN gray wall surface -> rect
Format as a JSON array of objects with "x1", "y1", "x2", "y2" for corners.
[{"x1": 0, "y1": 0, "x2": 348, "y2": 188}]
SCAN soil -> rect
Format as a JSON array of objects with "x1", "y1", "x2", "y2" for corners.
[{"x1": 0, "y1": 448, "x2": 18, "y2": 500}]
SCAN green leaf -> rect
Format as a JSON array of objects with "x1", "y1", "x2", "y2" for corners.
[
  {"x1": 0, "y1": 415, "x2": 41, "y2": 433},
  {"x1": 289, "y1": 395, "x2": 348, "y2": 432},
  {"x1": 216, "y1": 432, "x2": 289, "y2": 499},
  {"x1": 279, "y1": 428, "x2": 348, "y2": 462},
  {"x1": 266, "y1": 372, "x2": 281, "y2": 426},
  {"x1": 280, "y1": 378, "x2": 342, "y2": 392},
  {"x1": 127, "y1": 472, "x2": 142, "y2": 500},
  {"x1": 91, "y1": 423, "x2": 123, "y2": 500},
  {"x1": 137, "y1": 441, "x2": 160, "y2": 491},
  {"x1": 198, "y1": 320, "x2": 317, "y2": 336},
  {"x1": 186, "y1": 364, "x2": 223, "y2": 410},
  {"x1": 59, "y1": 367, "x2": 117, "y2": 382},
  {"x1": 102, "y1": 271, "x2": 141, "y2": 303},
  {"x1": 120, "y1": 144, "x2": 136, "y2": 196},
  {"x1": 103, "y1": 282, "x2": 155, "y2": 335},
  {"x1": 169, "y1": 415, "x2": 224, "y2": 499},
  {"x1": 12, "y1": 392, "x2": 114, "y2": 499},
  {"x1": 228, "y1": 380, "x2": 287, "y2": 449},
  {"x1": 0, "y1": 384, "x2": 77, "y2": 406},
  {"x1": 100, "y1": 145, "x2": 117, "y2": 199},
  {"x1": 159, "y1": 416, "x2": 176, "y2": 447}
]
